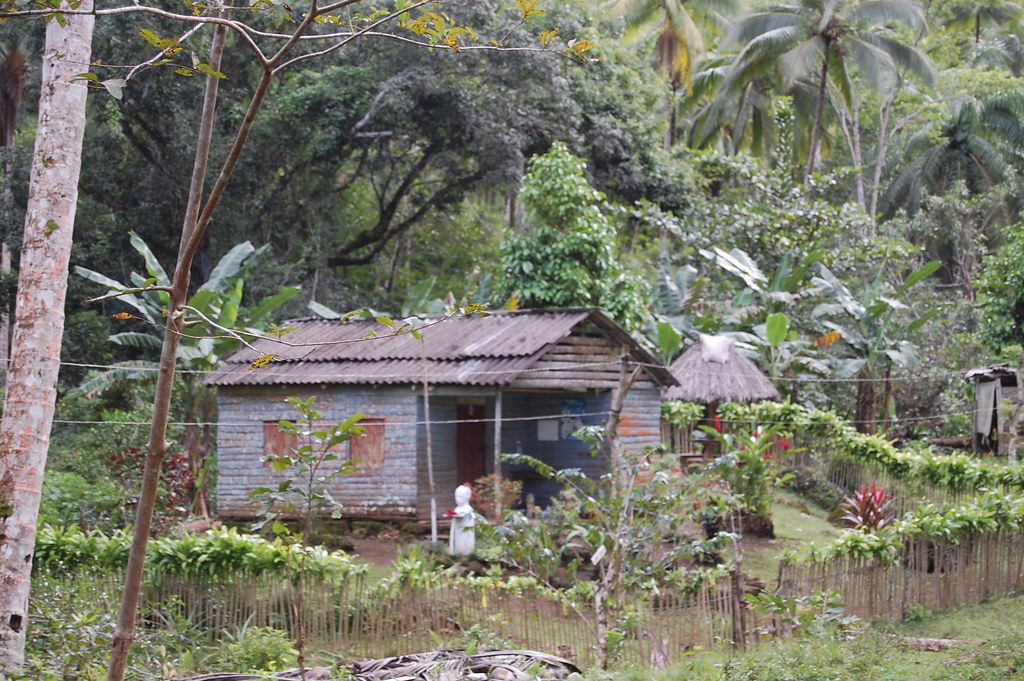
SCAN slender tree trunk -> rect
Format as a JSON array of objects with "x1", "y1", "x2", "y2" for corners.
[
  {"x1": 664, "y1": 83, "x2": 678, "y2": 150},
  {"x1": 804, "y1": 40, "x2": 831, "y2": 185},
  {"x1": 106, "y1": 16, "x2": 229, "y2": 680},
  {"x1": 0, "y1": 3, "x2": 93, "y2": 669},
  {"x1": 605, "y1": 350, "x2": 641, "y2": 496},
  {"x1": 869, "y1": 76, "x2": 902, "y2": 219}
]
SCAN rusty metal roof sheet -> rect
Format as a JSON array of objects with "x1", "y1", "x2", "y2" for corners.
[{"x1": 205, "y1": 308, "x2": 673, "y2": 388}]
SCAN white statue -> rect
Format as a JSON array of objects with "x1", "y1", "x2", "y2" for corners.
[{"x1": 448, "y1": 484, "x2": 478, "y2": 556}]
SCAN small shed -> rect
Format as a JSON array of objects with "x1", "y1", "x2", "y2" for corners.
[
  {"x1": 206, "y1": 308, "x2": 676, "y2": 520},
  {"x1": 965, "y1": 365, "x2": 1021, "y2": 453},
  {"x1": 661, "y1": 334, "x2": 779, "y2": 459}
]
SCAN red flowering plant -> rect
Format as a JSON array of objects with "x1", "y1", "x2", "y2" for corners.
[
  {"x1": 841, "y1": 482, "x2": 895, "y2": 533},
  {"x1": 701, "y1": 424, "x2": 794, "y2": 537}
]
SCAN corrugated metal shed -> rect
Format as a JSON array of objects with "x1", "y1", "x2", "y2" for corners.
[{"x1": 205, "y1": 308, "x2": 676, "y2": 388}]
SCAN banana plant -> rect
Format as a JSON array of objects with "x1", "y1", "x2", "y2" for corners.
[
  {"x1": 739, "y1": 312, "x2": 830, "y2": 399},
  {"x1": 76, "y1": 233, "x2": 300, "y2": 517},
  {"x1": 645, "y1": 255, "x2": 706, "y2": 363},
  {"x1": 810, "y1": 261, "x2": 941, "y2": 434}
]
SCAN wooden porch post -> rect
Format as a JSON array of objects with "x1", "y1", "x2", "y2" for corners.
[{"x1": 493, "y1": 389, "x2": 503, "y2": 519}]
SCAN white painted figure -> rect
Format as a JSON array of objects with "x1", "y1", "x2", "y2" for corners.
[{"x1": 448, "y1": 484, "x2": 478, "y2": 556}]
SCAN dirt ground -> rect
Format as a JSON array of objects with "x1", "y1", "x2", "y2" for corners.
[{"x1": 346, "y1": 535, "x2": 405, "y2": 567}]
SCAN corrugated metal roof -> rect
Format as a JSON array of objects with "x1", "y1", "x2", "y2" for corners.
[{"x1": 205, "y1": 308, "x2": 673, "y2": 388}]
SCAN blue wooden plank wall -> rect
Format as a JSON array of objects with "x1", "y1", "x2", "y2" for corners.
[
  {"x1": 217, "y1": 381, "x2": 664, "y2": 520},
  {"x1": 216, "y1": 385, "x2": 419, "y2": 519}
]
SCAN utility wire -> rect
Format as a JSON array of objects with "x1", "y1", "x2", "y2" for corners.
[{"x1": 52, "y1": 357, "x2": 974, "y2": 384}]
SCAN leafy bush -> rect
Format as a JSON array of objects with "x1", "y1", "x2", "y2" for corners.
[
  {"x1": 661, "y1": 401, "x2": 704, "y2": 429},
  {"x1": 39, "y1": 471, "x2": 125, "y2": 531},
  {"x1": 25, "y1": 574, "x2": 208, "y2": 680},
  {"x1": 784, "y1": 467, "x2": 846, "y2": 511},
  {"x1": 212, "y1": 626, "x2": 297, "y2": 673},
  {"x1": 34, "y1": 526, "x2": 365, "y2": 579},
  {"x1": 788, "y1": 488, "x2": 1024, "y2": 564},
  {"x1": 720, "y1": 401, "x2": 1024, "y2": 493}
]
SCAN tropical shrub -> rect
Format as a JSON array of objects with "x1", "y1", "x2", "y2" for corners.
[
  {"x1": 787, "y1": 488, "x2": 1024, "y2": 564},
  {"x1": 704, "y1": 426, "x2": 794, "y2": 536},
  {"x1": 211, "y1": 626, "x2": 298, "y2": 673},
  {"x1": 720, "y1": 401, "x2": 1024, "y2": 493},
  {"x1": 33, "y1": 526, "x2": 364, "y2": 579},
  {"x1": 841, "y1": 483, "x2": 895, "y2": 533}
]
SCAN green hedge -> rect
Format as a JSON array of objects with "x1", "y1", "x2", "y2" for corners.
[
  {"x1": 709, "y1": 401, "x2": 1024, "y2": 492},
  {"x1": 34, "y1": 525, "x2": 365, "y2": 579},
  {"x1": 784, "y1": 490, "x2": 1024, "y2": 564}
]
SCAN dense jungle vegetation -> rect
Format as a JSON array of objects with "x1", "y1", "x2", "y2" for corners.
[
  {"x1": 6, "y1": 0, "x2": 1024, "y2": 676},
  {"x1": 1, "y1": 0, "x2": 1023, "y2": 550}
]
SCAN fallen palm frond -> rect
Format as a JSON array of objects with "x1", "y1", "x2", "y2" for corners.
[{"x1": 180, "y1": 649, "x2": 582, "y2": 681}]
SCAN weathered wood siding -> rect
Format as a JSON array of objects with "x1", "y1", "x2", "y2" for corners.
[
  {"x1": 619, "y1": 379, "x2": 664, "y2": 453},
  {"x1": 216, "y1": 385, "x2": 419, "y2": 519},
  {"x1": 509, "y1": 323, "x2": 627, "y2": 390}
]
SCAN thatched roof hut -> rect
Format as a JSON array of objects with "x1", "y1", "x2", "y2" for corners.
[{"x1": 663, "y1": 334, "x2": 779, "y2": 404}]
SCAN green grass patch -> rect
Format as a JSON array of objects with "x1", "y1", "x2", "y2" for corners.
[
  {"x1": 741, "y1": 490, "x2": 844, "y2": 582},
  {"x1": 607, "y1": 628, "x2": 1024, "y2": 681},
  {"x1": 882, "y1": 593, "x2": 1024, "y2": 640}
]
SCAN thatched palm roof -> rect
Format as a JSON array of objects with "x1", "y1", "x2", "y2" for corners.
[{"x1": 663, "y1": 334, "x2": 779, "y2": 404}]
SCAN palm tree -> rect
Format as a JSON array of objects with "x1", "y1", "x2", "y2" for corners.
[
  {"x1": 726, "y1": 0, "x2": 934, "y2": 184},
  {"x1": 945, "y1": 0, "x2": 1024, "y2": 44},
  {"x1": 614, "y1": 0, "x2": 742, "y2": 146},
  {"x1": 687, "y1": 55, "x2": 779, "y2": 156},
  {"x1": 881, "y1": 90, "x2": 1024, "y2": 218}
]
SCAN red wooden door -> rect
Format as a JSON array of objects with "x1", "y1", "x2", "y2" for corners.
[{"x1": 456, "y1": 404, "x2": 485, "y2": 485}]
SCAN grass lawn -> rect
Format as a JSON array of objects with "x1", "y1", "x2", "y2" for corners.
[
  {"x1": 611, "y1": 595, "x2": 1024, "y2": 681},
  {"x1": 740, "y1": 489, "x2": 844, "y2": 583}
]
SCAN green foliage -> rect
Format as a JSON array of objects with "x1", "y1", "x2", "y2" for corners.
[
  {"x1": 248, "y1": 396, "x2": 365, "y2": 537},
  {"x1": 721, "y1": 400, "x2": 1024, "y2": 493},
  {"x1": 977, "y1": 220, "x2": 1024, "y2": 350},
  {"x1": 44, "y1": 406, "x2": 187, "y2": 533},
  {"x1": 211, "y1": 626, "x2": 298, "y2": 673},
  {"x1": 704, "y1": 425, "x2": 793, "y2": 520},
  {"x1": 24, "y1": 573, "x2": 210, "y2": 681},
  {"x1": 660, "y1": 400, "x2": 704, "y2": 429},
  {"x1": 482, "y1": 434, "x2": 724, "y2": 665},
  {"x1": 497, "y1": 142, "x2": 649, "y2": 330},
  {"x1": 746, "y1": 589, "x2": 859, "y2": 639},
  {"x1": 38, "y1": 471, "x2": 123, "y2": 531},
  {"x1": 789, "y1": 488, "x2": 1024, "y2": 564},
  {"x1": 33, "y1": 525, "x2": 364, "y2": 579}
]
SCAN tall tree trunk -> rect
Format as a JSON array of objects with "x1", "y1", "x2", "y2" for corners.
[
  {"x1": 804, "y1": 39, "x2": 831, "y2": 185},
  {"x1": 855, "y1": 367, "x2": 877, "y2": 434},
  {"x1": 0, "y1": 3, "x2": 94, "y2": 670},
  {"x1": 868, "y1": 75, "x2": 902, "y2": 219},
  {"x1": 106, "y1": 15, "x2": 230, "y2": 680},
  {"x1": 666, "y1": 83, "x2": 678, "y2": 149}
]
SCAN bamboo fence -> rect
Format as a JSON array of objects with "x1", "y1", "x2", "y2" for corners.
[
  {"x1": 778, "y1": 529, "x2": 1024, "y2": 620},
  {"x1": 43, "y1": 570, "x2": 762, "y2": 668}
]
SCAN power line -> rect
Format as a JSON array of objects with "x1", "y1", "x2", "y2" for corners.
[
  {"x1": 52, "y1": 356, "x2": 975, "y2": 384},
  {"x1": 52, "y1": 407, "x2": 980, "y2": 429}
]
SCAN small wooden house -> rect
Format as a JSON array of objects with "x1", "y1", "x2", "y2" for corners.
[
  {"x1": 965, "y1": 365, "x2": 1021, "y2": 453},
  {"x1": 205, "y1": 308, "x2": 676, "y2": 520}
]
